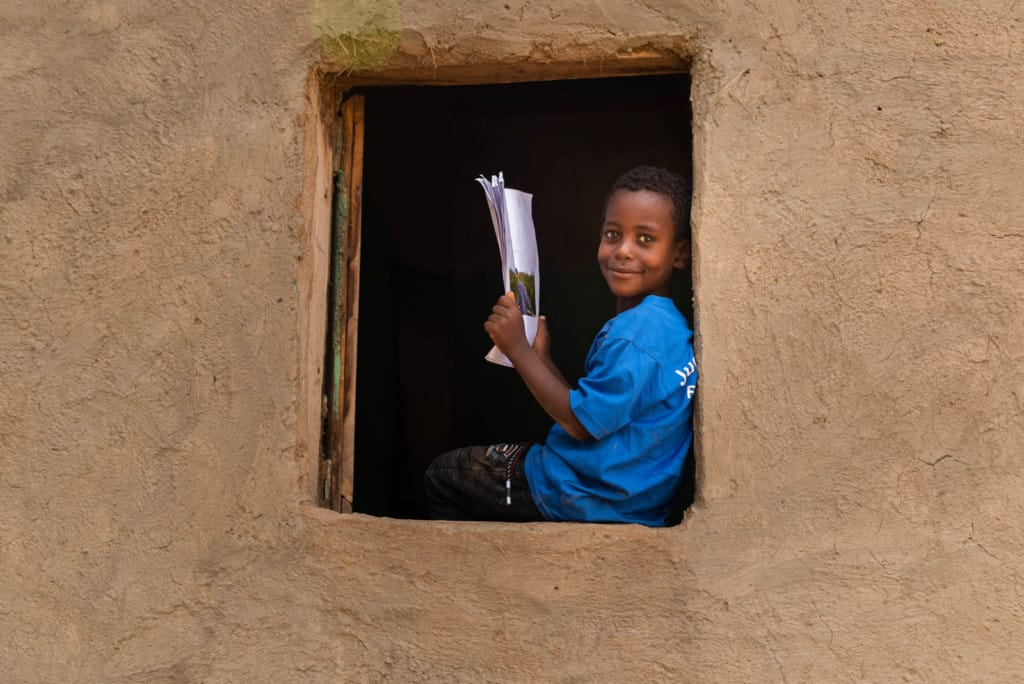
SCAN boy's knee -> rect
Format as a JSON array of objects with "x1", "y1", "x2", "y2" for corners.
[
  {"x1": 423, "y1": 451, "x2": 455, "y2": 494},
  {"x1": 423, "y1": 457, "x2": 442, "y2": 490}
]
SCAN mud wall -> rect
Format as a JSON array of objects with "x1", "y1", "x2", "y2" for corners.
[{"x1": 3, "y1": 1, "x2": 1023, "y2": 680}]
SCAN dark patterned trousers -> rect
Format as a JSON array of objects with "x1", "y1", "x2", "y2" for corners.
[{"x1": 423, "y1": 443, "x2": 545, "y2": 522}]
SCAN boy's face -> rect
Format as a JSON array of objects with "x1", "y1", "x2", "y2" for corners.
[{"x1": 598, "y1": 189, "x2": 690, "y2": 311}]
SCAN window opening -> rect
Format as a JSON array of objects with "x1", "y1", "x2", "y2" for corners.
[{"x1": 321, "y1": 74, "x2": 694, "y2": 520}]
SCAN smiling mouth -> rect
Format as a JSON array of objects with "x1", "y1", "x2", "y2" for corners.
[{"x1": 607, "y1": 266, "x2": 641, "y2": 276}]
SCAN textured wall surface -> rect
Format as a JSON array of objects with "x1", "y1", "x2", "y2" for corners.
[{"x1": 3, "y1": 1, "x2": 1023, "y2": 681}]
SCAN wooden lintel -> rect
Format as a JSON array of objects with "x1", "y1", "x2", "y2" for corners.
[{"x1": 319, "y1": 52, "x2": 689, "y2": 88}]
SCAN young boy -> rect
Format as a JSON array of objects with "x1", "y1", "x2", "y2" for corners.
[{"x1": 424, "y1": 166, "x2": 697, "y2": 526}]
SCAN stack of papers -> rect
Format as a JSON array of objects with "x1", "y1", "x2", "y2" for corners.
[{"x1": 476, "y1": 172, "x2": 540, "y2": 367}]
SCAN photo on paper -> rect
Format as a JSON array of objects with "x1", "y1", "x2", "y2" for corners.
[{"x1": 509, "y1": 270, "x2": 537, "y2": 316}]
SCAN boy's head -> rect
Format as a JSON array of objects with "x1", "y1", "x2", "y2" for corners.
[
  {"x1": 599, "y1": 166, "x2": 692, "y2": 310},
  {"x1": 604, "y1": 166, "x2": 692, "y2": 242}
]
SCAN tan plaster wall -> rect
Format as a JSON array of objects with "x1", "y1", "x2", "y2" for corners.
[{"x1": 3, "y1": 1, "x2": 1023, "y2": 680}]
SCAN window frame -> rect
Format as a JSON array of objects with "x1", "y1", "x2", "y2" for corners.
[{"x1": 304, "y1": 57, "x2": 698, "y2": 514}]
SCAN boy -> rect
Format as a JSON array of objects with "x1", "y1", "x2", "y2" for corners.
[{"x1": 424, "y1": 166, "x2": 697, "y2": 526}]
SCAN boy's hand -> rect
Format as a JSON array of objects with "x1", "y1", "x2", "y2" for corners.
[
  {"x1": 484, "y1": 292, "x2": 528, "y2": 358},
  {"x1": 532, "y1": 315, "x2": 551, "y2": 360}
]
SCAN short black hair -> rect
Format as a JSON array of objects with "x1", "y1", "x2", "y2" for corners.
[{"x1": 605, "y1": 166, "x2": 692, "y2": 241}]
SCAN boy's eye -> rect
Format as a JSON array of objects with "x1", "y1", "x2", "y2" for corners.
[
  {"x1": 602, "y1": 229, "x2": 620, "y2": 240},
  {"x1": 638, "y1": 234, "x2": 655, "y2": 244}
]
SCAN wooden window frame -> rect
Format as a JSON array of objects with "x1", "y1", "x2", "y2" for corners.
[{"x1": 319, "y1": 95, "x2": 364, "y2": 513}]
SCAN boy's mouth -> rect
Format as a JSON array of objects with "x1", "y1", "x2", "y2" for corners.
[{"x1": 607, "y1": 265, "x2": 641, "y2": 276}]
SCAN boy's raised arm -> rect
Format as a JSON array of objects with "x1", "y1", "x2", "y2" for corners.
[
  {"x1": 484, "y1": 294, "x2": 592, "y2": 441},
  {"x1": 531, "y1": 315, "x2": 571, "y2": 386}
]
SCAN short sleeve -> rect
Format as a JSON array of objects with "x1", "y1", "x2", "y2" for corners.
[{"x1": 569, "y1": 337, "x2": 661, "y2": 440}]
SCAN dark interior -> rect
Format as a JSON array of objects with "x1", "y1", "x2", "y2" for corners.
[{"x1": 352, "y1": 74, "x2": 694, "y2": 520}]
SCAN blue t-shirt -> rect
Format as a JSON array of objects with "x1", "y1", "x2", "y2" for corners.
[{"x1": 524, "y1": 295, "x2": 697, "y2": 526}]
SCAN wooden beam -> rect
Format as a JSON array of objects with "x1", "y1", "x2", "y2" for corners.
[
  {"x1": 301, "y1": 72, "x2": 337, "y2": 505},
  {"x1": 339, "y1": 95, "x2": 364, "y2": 513},
  {"x1": 327, "y1": 94, "x2": 364, "y2": 513},
  {"x1": 319, "y1": 52, "x2": 688, "y2": 87}
]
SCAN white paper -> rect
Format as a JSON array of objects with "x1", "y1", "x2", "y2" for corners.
[{"x1": 476, "y1": 173, "x2": 540, "y2": 367}]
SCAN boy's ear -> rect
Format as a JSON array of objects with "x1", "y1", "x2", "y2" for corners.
[{"x1": 673, "y1": 238, "x2": 691, "y2": 270}]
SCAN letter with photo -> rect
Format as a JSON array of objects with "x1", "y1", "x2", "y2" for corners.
[{"x1": 476, "y1": 172, "x2": 540, "y2": 367}]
